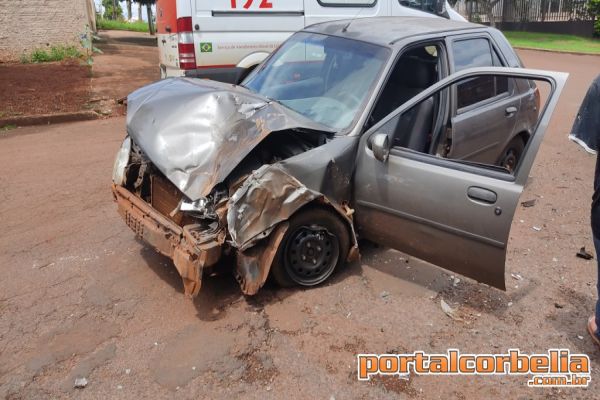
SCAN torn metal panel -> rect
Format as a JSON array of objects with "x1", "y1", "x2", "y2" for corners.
[
  {"x1": 277, "y1": 135, "x2": 360, "y2": 202},
  {"x1": 126, "y1": 78, "x2": 334, "y2": 201},
  {"x1": 235, "y1": 222, "x2": 289, "y2": 295},
  {"x1": 227, "y1": 164, "x2": 321, "y2": 251},
  {"x1": 227, "y1": 164, "x2": 360, "y2": 261}
]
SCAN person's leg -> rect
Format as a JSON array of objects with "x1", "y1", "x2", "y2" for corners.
[{"x1": 594, "y1": 236, "x2": 600, "y2": 338}]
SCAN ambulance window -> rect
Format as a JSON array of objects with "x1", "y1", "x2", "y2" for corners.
[
  {"x1": 318, "y1": 0, "x2": 377, "y2": 7},
  {"x1": 274, "y1": 42, "x2": 325, "y2": 66},
  {"x1": 399, "y1": 0, "x2": 437, "y2": 14}
]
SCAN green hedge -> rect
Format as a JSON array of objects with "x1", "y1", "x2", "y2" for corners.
[
  {"x1": 21, "y1": 45, "x2": 82, "y2": 63},
  {"x1": 96, "y1": 19, "x2": 149, "y2": 33}
]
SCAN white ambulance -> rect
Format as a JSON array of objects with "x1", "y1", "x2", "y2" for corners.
[{"x1": 156, "y1": 0, "x2": 465, "y2": 83}]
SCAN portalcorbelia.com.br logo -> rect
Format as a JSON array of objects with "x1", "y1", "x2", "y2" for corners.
[{"x1": 358, "y1": 349, "x2": 591, "y2": 387}]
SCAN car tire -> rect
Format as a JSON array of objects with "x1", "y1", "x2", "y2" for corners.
[
  {"x1": 270, "y1": 207, "x2": 350, "y2": 288},
  {"x1": 499, "y1": 136, "x2": 526, "y2": 173}
]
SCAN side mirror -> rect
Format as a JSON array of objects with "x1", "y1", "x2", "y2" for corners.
[{"x1": 371, "y1": 133, "x2": 390, "y2": 163}]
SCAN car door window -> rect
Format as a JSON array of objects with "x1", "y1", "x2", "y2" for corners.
[{"x1": 377, "y1": 74, "x2": 544, "y2": 174}]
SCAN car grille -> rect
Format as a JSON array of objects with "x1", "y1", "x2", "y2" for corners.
[{"x1": 151, "y1": 174, "x2": 190, "y2": 226}]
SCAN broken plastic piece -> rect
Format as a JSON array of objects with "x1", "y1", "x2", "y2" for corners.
[
  {"x1": 521, "y1": 199, "x2": 536, "y2": 208},
  {"x1": 576, "y1": 247, "x2": 594, "y2": 260},
  {"x1": 440, "y1": 299, "x2": 462, "y2": 321},
  {"x1": 74, "y1": 377, "x2": 88, "y2": 389}
]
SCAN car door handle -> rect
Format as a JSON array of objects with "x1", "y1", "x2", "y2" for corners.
[
  {"x1": 505, "y1": 106, "x2": 518, "y2": 117},
  {"x1": 467, "y1": 187, "x2": 497, "y2": 204}
]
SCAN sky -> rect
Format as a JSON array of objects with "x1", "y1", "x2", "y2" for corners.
[{"x1": 94, "y1": 0, "x2": 156, "y2": 22}]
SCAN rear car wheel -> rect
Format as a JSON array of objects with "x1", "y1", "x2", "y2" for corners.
[
  {"x1": 499, "y1": 136, "x2": 525, "y2": 174},
  {"x1": 271, "y1": 207, "x2": 350, "y2": 288}
]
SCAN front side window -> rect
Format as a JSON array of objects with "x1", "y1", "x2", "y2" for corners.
[
  {"x1": 244, "y1": 32, "x2": 390, "y2": 131},
  {"x1": 374, "y1": 74, "x2": 543, "y2": 174},
  {"x1": 369, "y1": 43, "x2": 443, "y2": 128}
]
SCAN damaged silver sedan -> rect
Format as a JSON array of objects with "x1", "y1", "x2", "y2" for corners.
[{"x1": 112, "y1": 17, "x2": 567, "y2": 298}]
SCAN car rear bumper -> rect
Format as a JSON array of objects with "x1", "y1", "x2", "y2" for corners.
[
  {"x1": 159, "y1": 64, "x2": 185, "y2": 79},
  {"x1": 160, "y1": 64, "x2": 246, "y2": 84},
  {"x1": 183, "y1": 66, "x2": 247, "y2": 84},
  {"x1": 112, "y1": 184, "x2": 223, "y2": 297}
]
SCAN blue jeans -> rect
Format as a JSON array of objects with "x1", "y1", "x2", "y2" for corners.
[{"x1": 594, "y1": 235, "x2": 600, "y2": 339}]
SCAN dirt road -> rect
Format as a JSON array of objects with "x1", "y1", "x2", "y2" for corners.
[{"x1": 1, "y1": 50, "x2": 600, "y2": 399}]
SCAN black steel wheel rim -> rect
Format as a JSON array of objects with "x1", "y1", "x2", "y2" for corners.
[{"x1": 283, "y1": 225, "x2": 340, "y2": 285}]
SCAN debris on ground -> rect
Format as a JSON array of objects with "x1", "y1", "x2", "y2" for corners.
[
  {"x1": 554, "y1": 303, "x2": 564, "y2": 309},
  {"x1": 440, "y1": 299, "x2": 462, "y2": 321},
  {"x1": 576, "y1": 247, "x2": 594, "y2": 260},
  {"x1": 532, "y1": 226, "x2": 542, "y2": 231},
  {"x1": 74, "y1": 377, "x2": 88, "y2": 389},
  {"x1": 380, "y1": 291, "x2": 390, "y2": 300},
  {"x1": 511, "y1": 273, "x2": 523, "y2": 281},
  {"x1": 521, "y1": 199, "x2": 537, "y2": 208}
]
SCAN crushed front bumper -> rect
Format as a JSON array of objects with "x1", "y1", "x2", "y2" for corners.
[{"x1": 112, "y1": 184, "x2": 224, "y2": 297}]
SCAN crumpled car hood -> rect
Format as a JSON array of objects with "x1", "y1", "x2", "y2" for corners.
[{"x1": 126, "y1": 78, "x2": 333, "y2": 201}]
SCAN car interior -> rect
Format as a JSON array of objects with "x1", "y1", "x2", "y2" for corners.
[{"x1": 368, "y1": 44, "x2": 442, "y2": 153}]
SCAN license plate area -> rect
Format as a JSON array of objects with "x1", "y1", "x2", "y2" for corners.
[{"x1": 124, "y1": 210, "x2": 144, "y2": 237}]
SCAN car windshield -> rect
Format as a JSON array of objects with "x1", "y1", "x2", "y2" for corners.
[{"x1": 243, "y1": 32, "x2": 390, "y2": 131}]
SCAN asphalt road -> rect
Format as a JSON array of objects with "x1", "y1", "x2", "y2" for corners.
[{"x1": 1, "y1": 50, "x2": 600, "y2": 399}]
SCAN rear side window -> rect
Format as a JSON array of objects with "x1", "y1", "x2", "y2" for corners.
[
  {"x1": 453, "y1": 38, "x2": 494, "y2": 71},
  {"x1": 398, "y1": 0, "x2": 438, "y2": 14},
  {"x1": 452, "y1": 38, "x2": 509, "y2": 110}
]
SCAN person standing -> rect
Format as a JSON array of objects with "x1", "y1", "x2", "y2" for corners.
[{"x1": 569, "y1": 74, "x2": 600, "y2": 345}]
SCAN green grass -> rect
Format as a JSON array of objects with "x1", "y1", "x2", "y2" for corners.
[
  {"x1": 21, "y1": 45, "x2": 82, "y2": 63},
  {"x1": 503, "y1": 31, "x2": 600, "y2": 55},
  {"x1": 0, "y1": 124, "x2": 17, "y2": 132},
  {"x1": 97, "y1": 19, "x2": 149, "y2": 33}
]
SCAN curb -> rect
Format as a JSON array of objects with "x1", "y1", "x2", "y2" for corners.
[
  {"x1": 513, "y1": 46, "x2": 600, "y2": 57},
  {"x1": 0, "y1": 111, "x2": 100, "y2": 128}
]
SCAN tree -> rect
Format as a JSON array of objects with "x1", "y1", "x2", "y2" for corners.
[
  {"x1": 134, "y1": 0, "x2": 156, "y2": 35},
  {"x1": 466, "y1": 0, "x2": 501, "y2": 27},
  {"x1": 590, "y1": 0, "x2": 600, "y2": 36},
  {"x1": 102, "y1": 0, "x2": 123, "y2": 20},
  {"x1": 126, "y1": 0, "x2": 133, "y2": 20}
]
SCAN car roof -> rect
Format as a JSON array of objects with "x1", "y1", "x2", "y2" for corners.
[{"x1": 303, "y1": 16, "x2": 485, "y2": 47}]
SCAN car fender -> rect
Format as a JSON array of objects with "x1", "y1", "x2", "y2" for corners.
[{"x1": 229, "y1": 164, "x2": 359, "y2": 295}]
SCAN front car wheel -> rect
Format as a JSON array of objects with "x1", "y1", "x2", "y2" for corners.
[{"x1": 270, "y1": 207, "x2": 350, "y2": 287}]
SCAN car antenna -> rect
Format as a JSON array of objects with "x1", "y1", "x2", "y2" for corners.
[{"x1": 342, "y1": 7, "x2": 365, "y2": 33}]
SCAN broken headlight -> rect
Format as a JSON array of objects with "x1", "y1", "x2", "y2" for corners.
[
  {"x1": 180, "y1": 198, "x2": 208, "y2": 213},
  {"x1": 112, "y1": 136, "x2": 131, "y2": 186}
]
